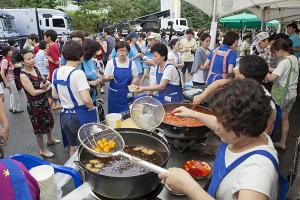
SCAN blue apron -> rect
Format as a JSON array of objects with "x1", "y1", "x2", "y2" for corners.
[
  {"x1": 208, "y1": 143, "x2": 288, "y2": 200},
  {"x1": 108, "y1": 59, "x2": 134, "y2": 114},
  {"x1": 156, "y1": 64, "x2": 182, "y2": 104},
  {"x1": 53, "y1": 69, "x2": 98, "y2": 147},
  {"x1": 1, "y1": 159, "x2": 33, "y2": 200}
]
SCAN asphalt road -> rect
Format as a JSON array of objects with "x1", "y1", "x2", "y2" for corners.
[{"x1": 1, "y1": 84, "x2": 300, "y2": 199}]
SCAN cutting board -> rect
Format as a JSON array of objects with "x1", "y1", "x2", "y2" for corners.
[{"x1": 121, "y1": 118, "x2": 140, "y2": 129}]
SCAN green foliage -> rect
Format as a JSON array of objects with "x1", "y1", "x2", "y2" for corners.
[
  {"x1": 66, "y1": 1, "x2": 105, "y2": 33},
  {"x1": 181, "y1": 0, "x2": 211, "y2": 29},
  {"x1": 0, "y1": 0, "x2": 59, "y2": 8},
  {"x1": 0, "y1": 0, "x2": 212, "y2": 32}
]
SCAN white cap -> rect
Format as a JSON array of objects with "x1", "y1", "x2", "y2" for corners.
[
  {"x1": 254, "y1": 32, "x2": 269, "y2": 45},
  {"x1": 147, "y1": 32, "x2": 161, "y2": 41}
]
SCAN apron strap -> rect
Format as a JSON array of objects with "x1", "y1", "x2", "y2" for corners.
[
  {"x1": 222, "y1": 49, "x2": 232, "y2": 75},
  {"x1": 209, "y1": 48, "x2": 219, "y2": 70},
  {"x1": 225, "y1": 149, "x2": 288, "y2": 200},
  {"x1": 1, "y1": 159, "x2": 33, "y2": 200},
  {"x1": 53, "y1": 68, "x2": 79, "y2": 108}
]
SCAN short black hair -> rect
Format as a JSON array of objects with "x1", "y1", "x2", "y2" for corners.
[
  {"x1": 209, "y1": 79, "x2": 271, "y2": 137},
  {"x1": 223, "y1": 31, "x2": 239, "y2": 46},
  {"x1": 7, "y1": 38, "x2": 16, "y2": 46},
  {"x1": 44, "y1": 29, "x2": 57, "y2": 42},
  {"x1": 151, "y1": 43, "x2": 168, "y2": 61},
  {"x1": 38, "y1": 40, "x2": 47, "y2": 50},
  {"x1": 115, "y1": 41, "x2": 130, "y2": 52},
  {"x1": 186, "y1": 29, "x2": 193, "y2": 35},
  {"x1": 70, "y1": 30, "x2": 85, "y2": 41},
  {"x1": 200, "y1": 32, "x2": 211, "y2": 42},
  {"x1": 62, "y1": 40, "x2": 83, "y2": 61},
  {"x1": 104, "y1": 28, "x2": 111, "y2": 35},
  {"x1": 168, "y1": 38, "x2": 179, "y2": 49},
  {"x1": 28, "y1": 34, "x2": 39, "y2": 42},
  {"x1": 1, "y1": 45, "x2": 12, "y2": 56},
  {"x1": 287, "y1": 23, "x2": 299, "y2": 31},
  {"x1": 239, "y1": 55, "x2": 269, "y2": 83},
  {"x1": 242, "y1": 33, "x2": 252, "y2": 41},
  {"x1": 15, "y1": 49, "x2": 31, "y2": 62},
  {"x1": 271, "y1": 38, "x2": 293, "y2": 54},
  {"x1": 83, "y1": 39, "x2": 101, "y2": 60}
]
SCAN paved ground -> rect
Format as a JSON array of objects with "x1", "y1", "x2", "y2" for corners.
[{"x1": 2, "y1": 85, "x2": 300, "y2": 199}]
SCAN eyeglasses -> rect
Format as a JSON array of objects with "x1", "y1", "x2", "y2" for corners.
[{"x1": 117, "y1": 49, "x2": 128, "y2": 53}]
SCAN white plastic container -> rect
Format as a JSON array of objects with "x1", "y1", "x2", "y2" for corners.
[
  {"x1": 106, "y1": 113, "x2": 122, "y2": 128},
  {"x1": 29, "y1": 165, "x2": 58, "y2": 200}
]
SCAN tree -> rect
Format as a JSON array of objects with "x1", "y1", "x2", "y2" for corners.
[
  {"x1": 181, "y1": 0, "x2": 211, "y2": 30},
  {"x1": 0, "y1": 0, "x2": 59, "y2": 8}
]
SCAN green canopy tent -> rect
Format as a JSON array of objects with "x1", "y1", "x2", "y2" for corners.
[
  {"x1": 219, "y1": 13, "x2": 262, "y2": 29},
  {"x1": 266, "y1": 20, "x2": 280, "y2": 28}
]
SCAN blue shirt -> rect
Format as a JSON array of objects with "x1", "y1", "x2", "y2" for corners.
[
  {"x1": 34, "y1": 49, "x2": 49, "y2": 76},
  {"x1": 289, "y1": 33, "x2": 300, "y2": 59},
  {"x1": 79, "y1": 59, "x2": 98, "y2": 103},
  {"x1": 60, "y1": 55, "x2": 67, "y2": 66},
  {"x1": 130, "y1": 44, "x2": 143, "y2": 74},
  {"x1": 142, "y1": 45, "x2": 153, "y2": 69}
]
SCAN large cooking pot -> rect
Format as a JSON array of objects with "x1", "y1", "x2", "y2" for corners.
[
  {"x1": 160, "y1": 103, "x2": 212, "y2": 135},
  {"x1": 77, "y1": 128, "x2": 170, "y2": 199}
]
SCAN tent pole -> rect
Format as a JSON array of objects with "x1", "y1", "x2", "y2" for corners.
[
  {"x1": 261, "y1": 7, "x2": 266, "y2": 30},
  {"x1": 209, "y1": 0, "x2": 218, "y2": 50}
]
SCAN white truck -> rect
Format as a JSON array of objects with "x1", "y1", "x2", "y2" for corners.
[
  {"x1": 0, "y1": 10, "x2": 20, "y2": 45},
  {"x1": 1, "y1": 8, "x2": 71, "y2": 45},
  {"x1": 161, "y1": 17, "x2": 189, "y2": 32}
]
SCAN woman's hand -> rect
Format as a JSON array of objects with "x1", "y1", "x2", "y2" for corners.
[
  {"x1": 0, "y1": 126, "x2": 8, "y2": 146},
  {"x1": 172, "y1": 106, "x2": 194, "y2": 118},
  {"x1": 40, "y1": 82, "x2": 47, "y2": 89},
  {"x1": 89, "y1": 80, "x2": 100, "y2": 87},
  {"x1": 193, "y1": 94, "x2": 205, "y2": 105},
  {"x1": 46, "y1": 84, "x2": 52, "y2": 92},
  {"x1": 147, "y1": 91, "x2": 154, "y2": 96},
  {"x1": 159, "y1": 168, "x2": 199, "y2": 194},
  {"x1": 135, "y1": 86, "x2": 146, "y2": 93}
]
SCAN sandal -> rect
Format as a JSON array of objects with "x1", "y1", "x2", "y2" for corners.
[
  {"x1": 40, "y1": 150, "x2": 54, "y2": 158},
  {"x1": 47, "y1": 139, "x2": 61, "y2": 146}
]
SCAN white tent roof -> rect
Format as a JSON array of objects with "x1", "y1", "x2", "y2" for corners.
[
  {"x1": 184, "y1": 0, "x2": 290, "y2": 18},
  {"x1": 184, "y1": 0, "x2": 300, "y2": 21},
  {"x1": 249, "y1": 0, "x2": 300, "y2": 23}
]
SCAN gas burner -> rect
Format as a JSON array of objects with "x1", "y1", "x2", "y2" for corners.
[{"x1": 90, "y1": 184, "x2": 163, "y2": 200}]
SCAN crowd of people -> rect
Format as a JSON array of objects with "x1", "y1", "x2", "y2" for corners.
[{"x1": 0, "y1": 21, "x2": 299, "y2": 199}]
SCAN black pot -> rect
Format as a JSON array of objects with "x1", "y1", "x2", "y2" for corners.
[
  {"x1": 161, "y1": 103, "x2": 212, "y2": 136},
  {"x1": 77, "y1": 128, "x2": 170, "y2": 199}
]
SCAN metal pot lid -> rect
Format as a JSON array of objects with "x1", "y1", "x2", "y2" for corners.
[{"x1": 130, "y1": 96, "x2": 165, "y2": 131}]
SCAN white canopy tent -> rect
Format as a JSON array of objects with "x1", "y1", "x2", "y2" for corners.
[{"x1": 184, "y1": 0, "x2": 300, "y2": 48}]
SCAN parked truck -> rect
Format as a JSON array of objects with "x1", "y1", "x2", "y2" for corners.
[
  {"x1": 0, "y1": 10, "x2": 20, "y2": 45},
  {"x1": 1, "y1": 8, "x2": 71, "y2": 45}
]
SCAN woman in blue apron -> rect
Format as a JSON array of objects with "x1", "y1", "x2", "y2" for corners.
[
  {"x1": 136, "y1": 43, "x2": 182, "y2": 104},
  {"x1": 52, "y1": 41, "x2": 97, "y2": 156},
  {"x1": 205, "y1": 31, "x2": 239, "y2": 86},
  {"x1": 103, "y1": 41, "x2": 139, "y2": 114},
  {"x1": 159, "y1": 79, "x2": 288, "y2": 200}
]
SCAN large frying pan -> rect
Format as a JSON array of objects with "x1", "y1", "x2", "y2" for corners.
[
  {"x1": 76, "y1": 128, "x2": 170, "y2": 199},
  {"x1": 160, "y1": 103, "x2": 213, "y2": 135}
]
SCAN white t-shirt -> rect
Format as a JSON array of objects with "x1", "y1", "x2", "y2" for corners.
[
  {"x1": 52, "y1": 66, "x2": 90, "y2": 109},
  {"x1": 273, "y1": 55, "x2": 299, "y2": 99},
  {"x1": 218, "y1": 134, "x2": 278, "y2": 200},
  {"x1": 104, "y1": 58, "x2": 138, "y2": 77},
  {"x1": 161, "y1": 63, "x2": 181, "y2": 86},
  {"x1": 168, "y1": 51, "x2": 182, "y2": 66}
]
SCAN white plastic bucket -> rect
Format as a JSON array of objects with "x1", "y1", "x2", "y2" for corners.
[
  {"x1": 30, "y1": 165, "x2": 58, "y2": 200},
  {"x1": 106, "y1": 113, "x2": 122, "y2": 128}
]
